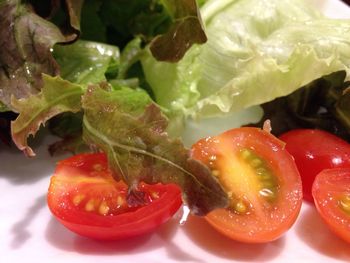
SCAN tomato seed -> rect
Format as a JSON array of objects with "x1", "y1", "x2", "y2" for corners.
[
  {"x1": 233, "y1": 200, "x2": 247, "y2": 214},
  {"x1": 250, "y1": 158, "x2": 263, "y2": 168},
  {"x1": 339, "y1": 195, "x2": 350, "y2": 215},
  {"x1": 116, "y1": 196, "x2": 124, "y2": 207},
  {"x1": 85, "y1": 199, "x2": 96, "y2": 212},
  {"x1": 98, "y1": 201, "x2": 110, "y2": 215},
  {"x1": 72, "y1": 194, "x2": 85, "y2": 206},
  {"x1": 240, "y1": 149, "x2": 251, "y2": 160},
  {"x1": 151, "y1": 191, "x2": 160, "y2": 199}
]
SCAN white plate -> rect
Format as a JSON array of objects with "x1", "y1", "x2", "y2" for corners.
[{"x1": 1, "y1": 1, "x2": 350, "y2": 262}]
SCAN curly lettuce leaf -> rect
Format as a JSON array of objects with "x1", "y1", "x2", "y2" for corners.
[
  {"x1": 11, "y1": 75, "x2": 85, "y2": 156},
  {"x1": 0, "y1": 0, "x2": 83, "y2": 111},
  {"x1": 149, "y1": 0, "x2": 207, "y2": 62},
  {"x1": 142, "y1": 0, "x2": 350, "y2": 119},
  {"x1": 250, "y1": 70, "x2": 350, "y2": 141},
  {"x1": 82, "y1": 85, "x2": 228, "y2": 215}
]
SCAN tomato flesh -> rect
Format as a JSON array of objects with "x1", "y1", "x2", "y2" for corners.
[
  {"x1": 280, "y1": 129, "x2": 350, "y2": 202},
  {"x1": 312, "y1": 168, "x2": 350, "y2": 243},
  {"x1": 47, "y1": 153, "x2": 182, "y2": 240},
  {"x1": 191, "y1": 127, "x2": 302, "y2": 243}
]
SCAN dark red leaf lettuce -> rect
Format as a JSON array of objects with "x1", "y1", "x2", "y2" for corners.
[{"x1": 0, "y1": 0, "x2": 82, "y2": 110}]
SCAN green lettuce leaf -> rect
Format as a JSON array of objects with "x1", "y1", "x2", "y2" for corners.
[
  {"x1": 11, "y1": 75, "x2": 85, "y2": 156},
  {"x1": 142, "y1": 0, "x2": 350, "y2": 119},
  {"x1": 80, "y1": 0, "x2": 205, "y2": 62},
  {"x1": 53, "y1": 40, "x2": 120, "y2": 84},
  {"x1": 82, "y1": 85, "x2": 228, "y2": 215}
]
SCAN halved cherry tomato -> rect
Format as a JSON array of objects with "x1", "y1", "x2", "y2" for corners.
[
  {"x1": 190, "y1": 127, "x2": 302, "y2": 243},
  {"x1": 312, "y1": 168, "x2": 350, "y2": 243},
  {"x1": 279, "y1": 129, "x2": 350, "y2": 202},
  {"x1": 47, "y1": 153, "x2": 182, "y2": 240}
]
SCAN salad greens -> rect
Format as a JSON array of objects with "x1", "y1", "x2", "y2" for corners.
[
  {"x1": 250, "y1": 70, "x2": 350, "y2": 141},
  {"x1": 1, "y1": 0, "x2": 350, "y2": 215},
  {"x1": 142, "y1": 0, "x2": 350, "y2": 120}
]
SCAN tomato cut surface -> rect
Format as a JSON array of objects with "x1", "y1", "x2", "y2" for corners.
[
  {"x1": 312, "y1": 168, "x2": 350, "y2": 244},
  {"x1": 280, "y1": 129, "x2": 350, "y2": 202},
  {"x1": 191, "y1": 127, "x2": 302, "y2": 243},
  {"x1": 47, "y1": 153, "x2": 182, "y2": 240}
]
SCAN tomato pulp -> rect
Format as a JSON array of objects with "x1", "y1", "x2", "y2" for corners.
[
  {"x1": 312, "y1": 168, "x2": 350, "y2": 243},
  {"x1": 47, "y1": 153, "x2": 182, "y2": 240},
  {"x1": 280, "y1": 129, "x2": 350, "y2": 202},
  {"x1": 191, "y1": 127, "x2": 302, "y2": 243}
]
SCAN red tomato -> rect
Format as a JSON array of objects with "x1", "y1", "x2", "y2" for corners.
[
  {"x1": 312, "y1": 168, "x2": 350, "y2": 243},
  {"x1": 191, "y1": 127, "x2": 302, "y2": 243},
  {"x1": 279, "y1": 129, "x2": 350, "y2": 202},
  {"x1": 47, "y1": 153, "x2": 182, "y2": 240}
]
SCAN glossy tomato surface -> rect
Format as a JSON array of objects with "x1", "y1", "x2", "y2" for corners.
[
  {"x1": 191, "y1": 127, "x2": 302, "y2": 243},
  {"x1": 47, "y1": 153, "x2": 182, "y2": 240},
  {"x1": 312, "y1": 168, "x2": 350, "y2": 244},
  {"x1": 280, "y1": 129, "x2": 350, "y2": 202}
]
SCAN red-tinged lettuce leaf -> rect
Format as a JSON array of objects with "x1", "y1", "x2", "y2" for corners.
[
  {"x1": 250, "y1": 71, "x2": 350, "y2": 142},
  {"x1": 81, "y1": 85, "x2": 228, "y2": 215},
  {"x1": 28, "y1": 0, "x2": 83, "y2": 35},
  {"x1": 11, "y1": 74, "x2": 85, "y2": 157},
  {"x1": 0, "y1": 0, "x2": 82, "y2": 111},
  {"x1": 150, "y1": 0, "x2": 207, "y2": 62},
  {"x1": 64, "y1": 0, "x2": 84, "y2": 34}
]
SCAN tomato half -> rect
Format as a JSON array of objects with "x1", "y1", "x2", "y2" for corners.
[
  {"x1": 47, "y1": 153, "x2": 182, "y2": 240},
  {"x1": 279, "y1": 129, "x2": 350, "y2": 202},
  {"x1": 312, "y1": 168, "x2": 350, "y2": 243},
  {"x1": 190, "y1": 127, "x2": 302, "y2": 243}
]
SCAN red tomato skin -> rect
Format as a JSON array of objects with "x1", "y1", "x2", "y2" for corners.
[
  {"x1": 191, "y1": 127, "x2": 302, "y2": 243},
  {"x1": 279, "y1": 129, "x2": 350, "y2": 202},
  {"x1": 47, "y1": 153, "x2": 182, "y2": 240},
  {"x1": 312, "y1": 168, "x2": 350, "y2": 244}
]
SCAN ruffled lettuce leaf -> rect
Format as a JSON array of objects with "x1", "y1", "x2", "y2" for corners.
[
  {"x1": 82, "y1": 85, "x2": 228, "y2": 215},
  {"x1": 11, "y1": 75, "x2": 84, "y2": 156},
  {"x1": 149, "y1": 0, "x2": 207, "y2": 62},
  {"x1": 0, "y1": 0, "x2": 82, "y2": 111},
  {"x1": 142, "y1": 0, "x2": 350, "y2": 119}
]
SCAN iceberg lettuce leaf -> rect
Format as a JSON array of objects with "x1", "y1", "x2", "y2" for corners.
[{"x1": 142, "y1": 0, "x2": 350, "y2": 119}]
